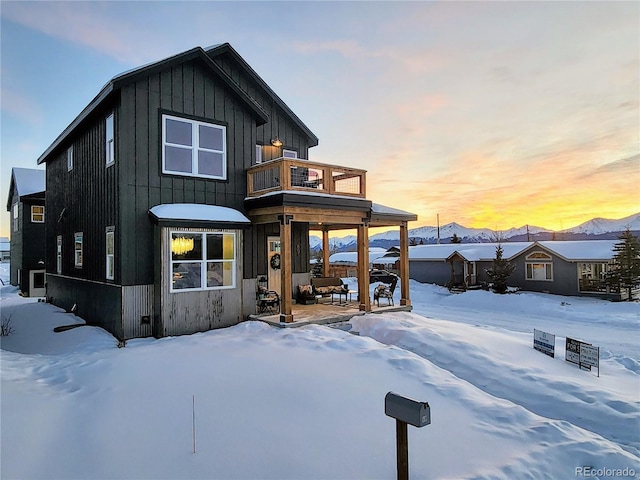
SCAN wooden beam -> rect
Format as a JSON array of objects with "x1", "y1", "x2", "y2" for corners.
[
  {"x1": 357, "y1": 222, "x2": 371, "y2": 312},
  {"x1": 322, "y1": 228, "x2": 330, "y2": 277},
  {"x1": 399, "y1": 221, "x2": 411, "y2": 307},
  {"x1": 279, "y1": 215, "x2": 293, "y2": 323}
]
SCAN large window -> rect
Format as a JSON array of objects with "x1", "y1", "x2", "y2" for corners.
[
  {"x1": 106, "y1": 113, "x2": 115, "y2": 166},
  {"x1": 31, "y1": 205, "x2": 44, "y2": 223},
  {"x1": 162, "y1": 114, "x2": 226, "y2": 179},
  {"x1": 525, "y1": 251, "x2": 553, "y2": 281},
  {"x1": 170, "y1": 231, "x2": 235, "y2": 292},
  {"x1": 106, "y1": 227, "x2": 115, "y2": 280},
  {"x1": 74, "y1": 233, "x2": 83, "y2": 268}
]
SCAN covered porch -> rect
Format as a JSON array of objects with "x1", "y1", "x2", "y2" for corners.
[{"x1": 245, "y1": 157, "x2": 417, "y2": 324}]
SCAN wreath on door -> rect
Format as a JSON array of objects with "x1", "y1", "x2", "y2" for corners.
[{"x1": 270, "y1": 253, "x2": 281, "y2": 270}]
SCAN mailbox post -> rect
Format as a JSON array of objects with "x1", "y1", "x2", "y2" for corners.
[{"x1": 385, "y1": 392, "x2": 431, "y2": 480}]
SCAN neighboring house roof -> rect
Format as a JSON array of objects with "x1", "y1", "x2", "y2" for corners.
[
  {"x1": 410, "y1": 241, "x2": 619, "y2": 263},
  {"x1": 329, "y1": 247, "x2": 388, "y2": 265},
  {"x1": 37, "y1": 45, "x2": 273, "y2": 165},
  {"x1": 205, "y1": 43, "x2": 319, "y2": 147},
  {"x1": 6, "y1": 168, "x2": 46, "y2": 211},
  {"x1": 149, "y1": 203, "x2": 251, "y2": 229},
  {"x1": 536, "y1": 240, "x2": 618, "y2": 261}
]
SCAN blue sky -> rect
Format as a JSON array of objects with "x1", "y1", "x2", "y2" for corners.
[{"x1": 1, "y1": 1, "x2": 638, "y2": 237}]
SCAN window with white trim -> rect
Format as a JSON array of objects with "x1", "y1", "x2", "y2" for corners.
[
  {"x1": 106, "y1": 227, "x2": 115, "y2": 280},
  {"x1": 74, "y1": 233, "x2": 83, "y2": 268},
  {"x1": 170, "y1": 231, "x2": 236, "y2": 292},
  {"x1": 12, "y1": 203, "x2": 18, "y2": 232},
  {"x1": 525, "y1": 251, "x2": 553, "y2": 281},
  {"x1": 106, "y1": 113, "x2": 115, "y2": 166},
  {"x1": 282, "y1": 149, "x2": 297, "y2": 159},
  {"x1": 255, "y1": 144, "x2": 263, "y2": 164},
  {"x1": 31, "y1": 205, "x2": 44, "y2": 223},
  {"x1": 56, "y1": 236, "x2": 62, "y2": 274},
  {"x1": 162, "y1": 114, "x2": 226, "y2": 179},
  {"x1": 67, "y1": 146, "x2": 73, "y2": 171}
]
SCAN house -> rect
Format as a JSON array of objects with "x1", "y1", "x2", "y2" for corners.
[
  {"x1": 409, "y1": 240, "x2": 627, "y2": 300},
  {"x1": 327, "y1": 247, "x2": 388, "y2": 278},
  {"x1": 0, "y1": 237, "x2": 9, "y2": 262},
  {"x1": 37, "y1": 43, "x2": 417, "y2": 340},
  {"x1": 5, "y1": 168, "x2": 46, "y2": 296}
]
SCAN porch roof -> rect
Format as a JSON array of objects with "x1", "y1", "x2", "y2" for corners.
[{"x1": 149, "y1": 203, "x2": 251, "y2": 229}]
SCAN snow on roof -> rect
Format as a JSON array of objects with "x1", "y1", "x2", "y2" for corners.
[
  {"x1": 410, "y1": 240, "x2": 620, "y2": 262},
  {"x1": 149, "y1": 204, "x2": 250, "y2": 224},
  {"x1": 329, "y1": 247, "x2": 387, "y2": 265},
  {"x1": 537, "y1": 240, "x2": 617, "y2": 261},
  {"x1": 371, "y1": 203, "x2": 416, "y2": 218},
  {"x1": 12, "y1": 168, "x2": 45, "y2": 197}
]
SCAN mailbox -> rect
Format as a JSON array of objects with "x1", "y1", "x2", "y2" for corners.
[{"x1": 385, "y1": 392, "x2": 431, "y2": 428}]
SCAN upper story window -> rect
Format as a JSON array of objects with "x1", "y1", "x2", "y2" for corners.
[
  {"x1": 106, "y1": 227, "x2": 115, "y2": 280},
  {"x1": 282, "y1": 149, "x2": 298, "y2": 159},
  {"x1": 67, "y1": 146, "x2": 73, "y2": 171},
  {"x1": 12, "y1": 203, "x2": 18, "y2": 232},
  {"x1": 255, "y1": 145, "x2": 263, "y2": 164},
  {"x1": 106, "y1": 113, "x2": 115, "y2": 167},
  {"x1": 31, "y1": 205, "x2": 44, "y2": 223},
  {"x1": 162, "y1": 114, "x2": 226, "y2": 179}
]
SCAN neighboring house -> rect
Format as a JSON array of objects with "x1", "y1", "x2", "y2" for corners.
[
  {"x1": 327, "y1": 247, "x2": 388, "y2": 277},
  {"x1": 409, "y1": 240, "x2": 626, "y2": 300},
  {"x1": 0, "y1": 237, "x2": 9, "y2": 262},
  {"x1": 37, "y1": 43, "x2": 417, "y2": 340},
  {"x1": 5, "y1": 168, "x2": 46, "y2": 296}
]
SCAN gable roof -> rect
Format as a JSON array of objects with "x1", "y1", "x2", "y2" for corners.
[
  {"x1": 409, "y1": 240, "x2": 618, "y2": 263},
  {"x1": 205, "y1": 43, "x2": 319, "y2": 147},
  {"x1": 37, "y1": 46, "x2": 270, "y2": 165},
  {"x1": 6, "y1": 168, "x2": 46, "y2": 211}
]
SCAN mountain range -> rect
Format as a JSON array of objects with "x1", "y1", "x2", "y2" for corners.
[{"x1": 310, "y1": 212, "x2": 640, "y2": 252}]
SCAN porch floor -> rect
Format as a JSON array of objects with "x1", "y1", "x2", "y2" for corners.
[{"x1": 247, "y1": 298, "x2": 412, "y2": 328}]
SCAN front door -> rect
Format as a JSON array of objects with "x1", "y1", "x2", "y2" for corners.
[
  {"x1": 29, "y1": 269, "x2": 46, "y2": 297},
  {"x1": 267, "y1": 236, "x2": 281, "y2": 294}
]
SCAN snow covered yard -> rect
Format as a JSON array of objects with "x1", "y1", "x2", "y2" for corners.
[{"x1": 1, "y1": 270, "x2": 638, "y2": 479}]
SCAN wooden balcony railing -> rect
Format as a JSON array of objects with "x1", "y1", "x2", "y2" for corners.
[{"x1": 247, "y1": 157, "x2": 366, "y2": 198}]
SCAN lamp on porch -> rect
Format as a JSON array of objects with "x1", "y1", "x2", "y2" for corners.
[{"x1": 271, "y1": 137, "x2": 283, "y2": 147}]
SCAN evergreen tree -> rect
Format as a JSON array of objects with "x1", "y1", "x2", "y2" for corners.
[
  {"x1": 486, "y1": 244, "x2": 515, "y2": 294},
  {"x1": 451, "y1": 233, "x2": 462, "y2": 244},
  {"x1": 607, "y1": 228, "x2": 640, "y2": 301},
  {"x1": 409, "y1": 237, "x2": 418, "y2": 246}
]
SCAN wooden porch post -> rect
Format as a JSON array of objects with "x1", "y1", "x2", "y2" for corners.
[
  {"x1": 357, "y1": 221, "x2": 371, "y2": 312},
  {"x1": 399, "y1": 221, "x2": 411, "y2": 307},
  {"x1": 322, "y1": 228, "x2": 330, "y2": 277},
  {"x1": 279, "y1": 215, "x2": 293, "y2": 323}
]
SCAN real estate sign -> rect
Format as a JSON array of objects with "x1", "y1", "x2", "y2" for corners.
[
  {"x1": 533, "y1": 329, "x2": 555, "y2": 358},
  {"x1": 565, "y1": 337, "x2": 600, "y2": 376}
]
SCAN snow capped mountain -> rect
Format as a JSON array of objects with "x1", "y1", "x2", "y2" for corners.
[
  {"x1": 560, "y1": 213, "x2": 640, "y2": 235},
  {"x1": 309, "y1": 213, "x2": 639, "y2": 251}
]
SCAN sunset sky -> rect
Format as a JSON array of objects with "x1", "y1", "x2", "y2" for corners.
[{"x1": 1, "y1": 1, "x2": 638, "y2": 238}]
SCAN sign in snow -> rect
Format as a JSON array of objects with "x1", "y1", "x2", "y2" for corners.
[
  {"x1": 533, "y1": 329, "x2": 555, "y2": 358},
  {"x1": 566, "y1": 337, "x2": 600, "y2": 376},
  {"x1": 565, "y1": 337, "x2": 581, "y2": 365},
  {"x1": 580, "y1": 344, "x2": 600, "y2": 377}
]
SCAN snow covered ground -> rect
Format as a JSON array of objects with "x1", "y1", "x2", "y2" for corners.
[{"x1": 1, "y1": 262, "x2": 638, "y2": 479}]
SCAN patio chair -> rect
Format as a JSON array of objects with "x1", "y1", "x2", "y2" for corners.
[{"x1": 374, "y1": 276, "x2": 398, "y2": 306}]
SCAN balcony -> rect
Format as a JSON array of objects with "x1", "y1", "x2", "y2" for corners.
[{"x1": 247, "y1": 158, "x2": 366, "y2": 198}]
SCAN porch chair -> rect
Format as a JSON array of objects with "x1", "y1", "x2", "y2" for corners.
[
  {"x1": 374, "y1": 276, "x2": 398, "y2": 306},
  {"x1": 257, "y1": 286, "x2": 280, "y2": 314}
]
